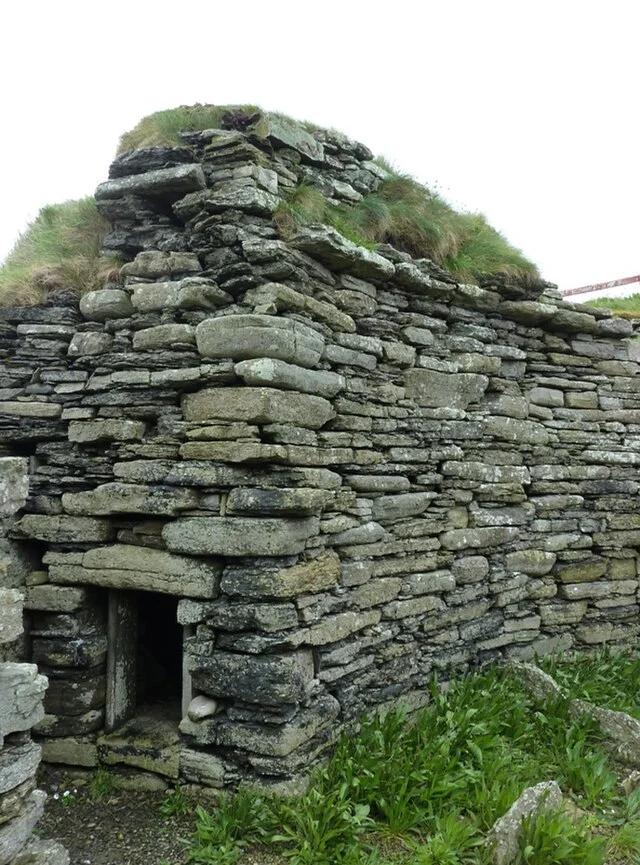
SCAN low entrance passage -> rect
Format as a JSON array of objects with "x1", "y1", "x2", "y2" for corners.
[{"x1": 105, "y1": 590, "x2": 184, "y2": 731}]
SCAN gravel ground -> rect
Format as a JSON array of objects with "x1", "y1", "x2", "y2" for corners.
[{"x1": 36, "y1": 768, "x2": 287, "y2": 865}]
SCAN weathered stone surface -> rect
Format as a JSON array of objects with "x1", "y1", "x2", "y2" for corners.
[
  {"x1": 0, "y1": 790, "x2": 46, "y2": 865},
  {"x1": 0, "y1": 458, "x2": 28, "y2": 519},
  {"x1": 440, "y1": 527, "x2": 519, "y2": 550},
  {"x1": 195, "y1": 314, "x2": 325, "y2": 368},
  {"x1": 187, "y1": 695, "x2": 219, "y2": 721},
  {"x1": 0, "y1": 589, "x2": 23, "y2": 645},
  {"x1": 133, "y1": 324, "x2": 196, "y2": 351},
  {"x1": 254, "y1": 113, "x2": 325, "y2": 162},
  {"x1": 569, "y1": 700, "x2": 640, "y2": 766},
  {"x1": 0, "y1": 402, "x2": 61, "y2": 419},
  {"x1": 508, "y1": 661, "x2": 563, "y2": 702},
  {"x1": 131, "y1": 278, "x2": 232, "y2": 312},
  {"x1": 371, "y1": 493, "x2": 435, "y2": 522},
  {"x1": 68, "y1": 419, "x2": 145, "y2": 443},
  {"x1": 0, "y1": 741, "x2": 41, "y2": 795},
  {"x1": 40, "y1": 737, "x2": 97, "y2": 768},
  {"x1": 404, "y1": 369, "x2": 488, "y2": 409},
  {"x1": 182, "y1": 387, "x2": 335, "y2": 429},
  {"x1": 46, "y1": 545, "x2": 221, "y2": 599},
  {"x1": 226, "y1": 487, "x2": 333, "y2": 516},
  {"x1": 290, "y1": 225, "x2": 394, "y2": 281},
  {"x1": 12, "y1": 839, "x2": 70, "y2": 865},
  {"x1": 96, "y1": 163, "x2": 206, "y2": 199},
  {"x1": 488, "y1": 781, "x2": 563, "y2": 865},
  {"x1": 244, "y1": 283, "x2": 356, "y2": 332},
  {"x1": 62, "y1": 483, "x2": 200, "y2": 516},
  {"x1": 505, "y1": 550, "x2": 556, "y2": 575},
  {"x1": 221, "y1": 551, "x2": 340, "y2": 598},
  {"x1": 163, "y1": 517, "x2": 319, "y2": 557},
  {"x1": 22, "y1": 586, "x2": 89, "y2": 613},
  {"x1": 120, "y1": 250, "x2": 201, "y2": 278},
  {"x1": 234, "y1": 358, "x2": 345, "y2": 398},
  {"x1": 12, "y1": 515, "x2": 114, "y2": 544},
  {"x1": 79, "y1": 290, "x2": 134, "y2": 322},
  {"x1": 0, "y1": 664, "x2": 47, "y2": 736},
  {"x1": 190, "y1": 650, "x2": 314, "y2": 706}
]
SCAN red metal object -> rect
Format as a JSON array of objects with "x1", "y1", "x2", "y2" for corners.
[{"x1": 563, "y1": 274, "x2": 640, "y2": 297}]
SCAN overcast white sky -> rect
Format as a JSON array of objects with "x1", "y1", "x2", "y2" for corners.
[{"x1": 1, "y1": 0, "x2": 638, "y2": 294}]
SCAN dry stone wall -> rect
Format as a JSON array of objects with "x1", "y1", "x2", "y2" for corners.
[
  {"x1": 2, "y1": 114, "x2": 640, "y2": 789},
  {"x1": 0, "y1": 459, "x2": 67, "y2": 865}
]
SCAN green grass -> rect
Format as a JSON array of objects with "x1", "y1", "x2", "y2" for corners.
[
  {"x1": 182, "y1": 666, "x2": 639, "y2": 865},
  {"x1": 117, "y1": 104, "x2": 262, "y2": 152},
  {"x1": 275, "y1": 173, "x2": 540, "y2": 285},
  {"x1": 0, "y1": 197, "x2": 118, "y2": 307},
  {"x1": 2, "y1": 105, "x2": 541, "y2": 306},
  {"x1": 539, "y1": 648, "x2": 640, "y2": 720},
  {"x1": 586, "y1": 295, "x2": 640, "y2": 319}
]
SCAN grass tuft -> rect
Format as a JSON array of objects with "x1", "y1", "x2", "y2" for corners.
[
  {"x1": 276, "y1": 171, "x2": 540, "y2": 285},
  {"x1": 0, "y1": 197, "x2": 118, "y2": 307},
  {"x1": 117, "y1": 104, "x2": 262, "y2": 153}
]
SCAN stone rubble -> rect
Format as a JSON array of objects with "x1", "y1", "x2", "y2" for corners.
[
  {"x1": 2, "y1": 110, "x2": 640, "y2": 788},
  {"x1": 0, "y1": 459, "x2": 68, "y2": 865}
]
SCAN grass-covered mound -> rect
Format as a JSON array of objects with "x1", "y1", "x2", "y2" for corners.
[
  {"x1": 0, "y1": 104, "x2": 541, "y2": 307},
  {"x1": 178, "y1": 661, "x2": 640, "y2": 865},
  {"x1": 586, "y1": 295, "x2": 640, "y2": 320},
  {"x1": 0, "y1": 198, "x2": 117, "y2": 307}
]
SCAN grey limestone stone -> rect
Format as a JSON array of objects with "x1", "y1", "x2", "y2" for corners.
[
  {"x1": 226, "y1": 487, "x2": 333, "y2": 517},
  {"x1": 190, "y1": 650, "x2": 314, "y2": 706},
  {"x1": 68, "y1": 419, "x2": 145, "y2": 443},
  {"x1": 182, "y1": 387, "x2": 335, "y2": 429},
  {"x1": 196, "y1": 314, "x2": 325, "y2": 368},
  {"x1": 0, "y1": 589, "x2": 23, "y2": 645},
  {"x1": 0, "y1": 790, "x2": 46, "y2": 865},
  {"x1": 0, "y1": 458, "x2": 28, "y2": 519},
  {"x1": 79, "y1": 290, "x2": 134, "y2": 322},
  {"x1": 0, "y1": 664, "x2": 47, "y2": 737},
  {"x1": 488, "y1": 781, "x2": 563, "y2": 865},
  {"x1": 289, "y1": 225, "x2": 395, "y2": 282},
  {"x1": 440, "y1": 527, "x2": 519, "y2": 550},
  {"x1": 163, "y1": 516, "x2": 320, "y2": 557},
  {"x1": 221, "y1": 550, "x2": 340, "y2": 599},
  {"x1": 404, "y1": 369, "x2": 488, "y2": 409},
  {"x1": 132, "y1": 324, "x2": 196, "y2": 351},
  {"x1": 131, "y1": 278, "x2": 232, "y2": 312},
  {"x1": 234, "y1": 358, "x2": 345, "y2": 398},
  {"x1": 120, "y1": 250, "x2": 201, "y2": 278},
  {"x1": 46, "y1": 545, "x2": 221, "y2": 599},
  {"x1": 62, "y1": 483, "x2": 200, "y2": 516},
  {"x1": 12, "y1": 515, "x2": 114, "y2": 544},
  {"x1": 505, "y1": 550, "x2": 556, "y2": 575},
  {"x1": 96, "y1": 163, "x2": 206, "y2": 199}
]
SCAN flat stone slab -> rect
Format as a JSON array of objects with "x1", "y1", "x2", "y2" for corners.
[
  {"x1": 182, "y1": 387, "x2": 335, "y2": 429},
  {"x1": 62, "y1": 483, "x2": 200, "y2": 516},
  {"x1": 163, "y1": 516, "x2": 320, "y2": 557},
  {"x1": 45, "y1": 545, "x2": 221, "y2": 599},
  {"x1": 569, "y1": 699, "x2": 640, "y2": 767},
  {"x1": 488, "y1": 781, "x2": 563, "y2": 865},
  {"x1": 195, "y1": 314, "x2": 325, "y2": 368},
  {"x1": 0, "y1": 458, "x2": 28, "y2": 518},
  {"x1": 0, "y1": 741, "x2": 41, "y2": 795},
  {"x1": 0, "y1": 790, "x2": 46, "y2": 865},
  {"x1": 0, "y1": 663, "x2": 47, "y2": 737},
  {"x1": 12, "y1": 515, "x2": 114, "y2": 544},
  {"x1": 289, "y1": 225, "x2": 394, "y2": 282},
  {"x1": 95, "y1": 163, "x2": 206, "y2": 200},
  {"x1": 404, "y1": 369, "x2": 488, "y2": 410},
  {"x1": 234, "y1": 358, "x2": 345, "y2": 398},
  {"x1": 0, "y1": 588, "x2": 24, "y2": 645}
]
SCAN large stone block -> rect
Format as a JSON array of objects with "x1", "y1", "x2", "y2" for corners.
[
  {"x1": 0, "y1": 458, "x2": 28, "y2": 519},
  {"x1": 131, "y1": 278, "x2": 231, "y2": 312},
  {"x1": 440, "y1": 527, "x2": 519, "y2": 550},
  {"x1": 46, "y1": 545, "x2": 221, "y2": 599},
  {"x1": 182, "y1": 387, "x2": 335, "y2": 429},
  {"x1": 0, "y1": 790, "x2": 46, "y2": 865},
  {"x1": 220, "y1": 551, "x2": 340, "y2": 598},
  {"x1": 226, "y1": 487, "x2": 333, "y2": 516},
  {"x1": 289, "y1": 225, "x2": 395, "y2": 282},
  {"x1": 95, "y1": 163, "x2": 206, "y2": 200},
  {"x1": 78, "y1": 289, "x2": 133, "y2": 322},
  {"x1": 234, "y1": 358, "x2": 345, "y2": 398},
  {"x1": 163, "y1": 516, "x2": 319, "y2": 557},
  {"x1": 404, "y1": 369, "x2": 488, "y2": 409},
  {"x1": 0, "y1": 589, "x2": 23, "y2": 645},
  {"x1": 0, "y1": 741, "x2": 41, "y2": 795},
  {"x1": 0, "y1": 664, "x2": 47, "y2": 737},
  {"x1": 195, "y1": 314, "x2": 324, "y2": 368},
  {"x1": 189, "y1": 650, "x2": 314, "y2": 706},
  {"x1": 62, "y1": 483, "x2": 200, "y2": 516},
  {"x1": 12, "y1": 515, "x2": 114, "y2": 544}
]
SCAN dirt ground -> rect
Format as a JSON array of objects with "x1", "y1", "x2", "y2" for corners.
[{"x1": 36, "y1": 767, "x2": 286, "y2": 865}]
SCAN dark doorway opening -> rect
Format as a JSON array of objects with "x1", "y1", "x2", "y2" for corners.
[
  {"x1": 137, "y1": 592, "x2": 182, "y2": 717},
  {"x1": 105, "y1": 590, "x2": 185, "y2": 731}
]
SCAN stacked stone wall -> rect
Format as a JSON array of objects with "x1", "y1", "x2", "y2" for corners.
[
  {"x1": 2, "y1": 114, "x2": 640, "y2": 789},
  {"x1": 0, "y1": 459, "x2": 67, "y2": 865}
]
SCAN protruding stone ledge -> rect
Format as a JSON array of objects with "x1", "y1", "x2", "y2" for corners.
[
  {"x1": 182, "y1": 387, "x2": 335, "y2": 429},
  {"x1": 163, "y1": 516, "x2": 320, "y2": 557},
  {"x1": 95, "y1": 163, "x2": 206, "y2": 200},
  {"x1": 195, "y1": 314, "x2": 325, "y2": 368},
  {"x1": 45, "y1": 545, "x2": 221, "y2": 599}
]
